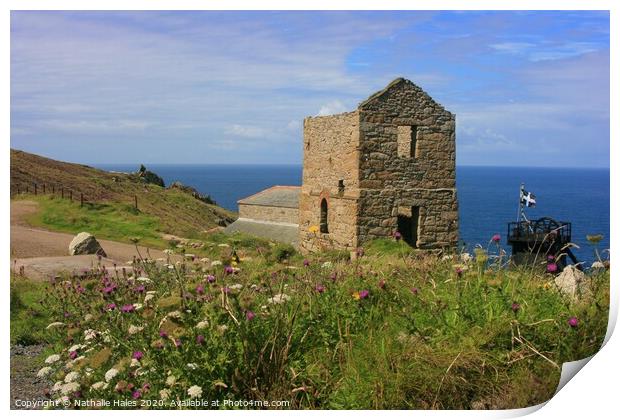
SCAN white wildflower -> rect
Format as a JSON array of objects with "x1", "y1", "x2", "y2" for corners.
[
  {"x1": 36, "y1": 367, "x2": 52, "y2": 378},
  {"x1": 104, "y1": 368, "x2": 119, "y2": 382},
  {"x1": 84, "y1": 314, "x2": 94, "y2": 322},
  {"x1": 90, "y1": 381, "x2": 108, "y2": 391},
  {"x1": 46, "y1": 322, "x2": 65, "y2": 329},
  {"x1": 133, "y1": 303, "x2": 143, "y2": 311},
  {"x1": 217, "y1": 324, "x2": 229, "y2": 334},
  {"x1": 196, "y1": 320, "x2": 209, "y2": 329},
  {"x1": 591, "y1": 261, "x2": 605, "y2": 271},
  {"x1": 211, "y1": 260, "x2": 223, "y2": 267},
  {"x1": 200, "y1": 257, "x2": 210, "y2": 263},
  {"x1": 84, "y1": 329, "x2": 97, "y2": 341},
  {"x1": 160, "y1": 389, "x2": 171, "y2": 400},
  {"x1": 45, "y1": 354, "x2": 61, "y2": 364},
  {"x1": 165, "y1": 375, "x2": 176, "y2": 387},
  {"x1": 61, "y1": 382, "x2": 80, "y2": 396},
  {"x1": 229, "y1": 283, "x2": 243, "y2": 290},
  {"x1": 65, "y1": 361, "x2": 74, "y2": 369},
  {"x1": 186, "y1": 363, "x2": 198, "y2": 370},
  {"x1": 187, "y1": 385, "x2": 203, "y2": 399},
  {"x1": 268, "y1": 293, "x2": 291, "y2": 304},
  {"x1": 85, "y1": 368, "x2": 94, "y2": 377},
  {"x1": 166, "y1": 264, "x2": 175, "y2": 270},
  {"x1": 128, "y1": 324, "x2": 144, "y2": 335},
  {"x1": 64, "y1": 371, "x2": 80, "y2": 383},
  {"x1": 321, "y1": 261, "x2": 333, "y2": 269},
  {"x1": 163, "y1": 249, "x2": 174, "y2": 255},
  {"x1": 52, "y1": 381, "x2": 63, "y2": 392},
  {"x1": 460, "y1": 253, "x2": 473, "y2": 263},
  {"x1": 136, "y1": 276, "x2": 152, "y2": 283},
  {"x1": 167, "y1": 311, "x2": 183, "y2": 319},
  {"x1": 130, "y1": 358, "x2": 140, "y2": 368},
  {"x1": 68, "y1": 344, "x2": 84, "y2": 353}
]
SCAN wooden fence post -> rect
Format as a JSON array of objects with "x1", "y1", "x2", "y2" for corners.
[
  {"x1": 70, "y1": 190, "x2": 73, "y2": 201},
  {"x1": 34, "y1": 183, "x2": 37, "y2": 195},
  {"x1": 26, "y1": 185, "x2": 29, "y2": 193},
  {"x1": 134, "y1": 195, "x2": 138, "y2": 210},
  {"x1": 61, "y1": 187, "x2": 64, "y2": 199},
  {"x1": 17, "y1": 185, "x2": 20, "y2": 195},
  {"x1": 52, "y1": 185, "x2": 55, "y2": 194}
]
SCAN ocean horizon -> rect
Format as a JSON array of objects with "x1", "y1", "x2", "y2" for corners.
[{"x1": 94, "y1": 163, "x2": 610, "y2": 264}]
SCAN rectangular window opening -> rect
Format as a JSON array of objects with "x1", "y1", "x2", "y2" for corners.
[{"x1": 397, "y1": 125, "x2": 419, "y2": 159}]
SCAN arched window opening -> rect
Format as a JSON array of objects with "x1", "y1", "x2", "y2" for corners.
[{"x1": 320, "y1": 198, "x2": 329, "y2": 233}]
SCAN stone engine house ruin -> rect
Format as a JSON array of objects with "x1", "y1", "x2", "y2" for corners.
[{"x1": 225, "y1": 78, "x2": 459, "y2": 252}]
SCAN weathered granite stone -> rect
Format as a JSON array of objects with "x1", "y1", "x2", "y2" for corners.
[
  {"x1": 69, "y1": 232, "x2": 106, "y2": 257},
  {"x1": 554, "y1": 265, "x2": 591, "y2": 301}
]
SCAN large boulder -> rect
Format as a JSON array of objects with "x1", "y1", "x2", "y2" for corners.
[
  {"x1": 554, "y1": 265, "x2": 591, "y2": 301},
  {"x1": 69, "y1": 232, "x2": 106, "y2": 257}
]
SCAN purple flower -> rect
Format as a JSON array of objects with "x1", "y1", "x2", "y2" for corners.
[
  {"x1": 159, "y1": 330, "x2": 168, "y2": 338},
  {"x1": 206, "y1": 274, "x2": 216, "y2": 283},
  {"x1": 359, "y1": 289, "x2": 369, "y2": 299},
  {"x1": 491, "y1": 234, "x2": 501, "y2": 243},
  {"x1": 121, "y1": 304, "x2": 135, "y2": 313},
  {"x1": 132, "y1": 351, "x2": 144, "y2": 360},
  {"x1": 315, "y1": 284, "x2": 326, "y2": 293},
  {"x1": 69, "y1": 350, "x2": 78, "y2": 360},
  {"x1": 174, "y1": 339, "x2": 182, "y2": 348},
  {"x1": 132, "y1": 390, "x2": 142, "y2": 399},
  {"x1": 330, "y1": 272, "x2": 337, "y2": 281},
  {"x1": 221, "y1": 286, "x2": 231, "y2": 294},
  {"x1": 224, "y1": 266, "x2": 234, "y2": 275},
  {"x1": 393, "y1": 231, "x2": 402, "y2": 241},
  {"x1": 547, "y1": 255, "x2": 555, "y2": 261},
  {"x1": 303, "y1": 259, "x2": 310, "y2": 267},
  {"x1": 547, "y1": 263, "x2": 558, "y2": 273},
  {"x1": 134, "y1": 285, "x2": 145, "y2": 293},
  {"x1": 195, "y1": 284, "x2": 205, "y2": 295},
  {"x1": 511, "y1": 302, "x2": 520, "y2": 313},
  {"x1": 102, "y1": 284, "x2": 117, "y2": 294},
  {"x1": 356, "y1": 248, "x2": 365, "y2": 258},
  {"x1": 106, "y1": 303, "x2": 117, "y2": 311},
  {"x1": 455, "y1": 267, "x2": 463, "y2": 277},
  {"x1": 378, "y1": 280, "x2": 386, "y2": 289},
  {"x1": 246, "y1": 310, "x2": 256, "y2": 321},
  {"x1": 196, "y1": 335, "x2": 205, "y2": 345},
  {"x1": 411, "y1": 287, "x2": 419, "y2": 295},
  {"x1": 568, "y1": 317, "x2": 579, "y2": 328}
]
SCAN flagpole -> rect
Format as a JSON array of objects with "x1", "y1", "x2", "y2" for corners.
[{"x1": 517, "y1": 183, "x2": 524, "y2": 223}]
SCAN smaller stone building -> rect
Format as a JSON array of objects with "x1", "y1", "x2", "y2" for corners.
[{"x1": 224, "y1": 186, "x2": 300, "y2": 245}]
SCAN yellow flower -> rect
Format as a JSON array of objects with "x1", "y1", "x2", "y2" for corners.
[
  {"x1": 543, "y1": 282, "x2": 551, "y2": 290},
  {"x1": 352, "y1": 291, "x2": 361, "y2": 301},
  {"x1": 308, "y1": 225, "x2": 319, "y2": 234}
]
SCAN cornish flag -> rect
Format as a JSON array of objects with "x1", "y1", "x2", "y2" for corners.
[{"x1": 520, "y1": 187, "x2": 537, "y2": 207}]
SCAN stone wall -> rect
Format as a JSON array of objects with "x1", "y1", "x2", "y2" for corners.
[
  {"x1": 298, "y1": 111, "x2": 361, "y2": 251},
  {"x1": 356, "y1": 79, "x2": 458, "y2": 247},
  {"x1": 238, "y1": 203, "x2": 298, "y2": 225}
]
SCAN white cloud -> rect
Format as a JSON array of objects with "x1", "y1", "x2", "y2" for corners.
[
  {"x1": 317, "y1": 100, "x2": 348, "y2": 116},
  {"x1": 225, "y1": 124, "x2": 268, "y2": 138}
]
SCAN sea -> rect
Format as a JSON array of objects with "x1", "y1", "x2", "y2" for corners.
[{"x1": 94, "y1": 164, "x2": 610, "y2": 264}]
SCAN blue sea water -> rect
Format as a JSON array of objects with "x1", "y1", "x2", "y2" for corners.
[{"x1": 95, "y1": 163, "x2": 610, "y2": 264}]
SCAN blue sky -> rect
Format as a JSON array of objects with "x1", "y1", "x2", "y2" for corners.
[{"x1": 10, "y1": 11, "x2": 610, "y2": 167}]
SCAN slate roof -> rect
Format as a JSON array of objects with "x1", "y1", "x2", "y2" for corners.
[{"x1": 237, "y1": 185, "x2": 300, "y2": 209}]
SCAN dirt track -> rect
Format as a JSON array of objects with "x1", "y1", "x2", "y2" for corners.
[{"x1": 10, "y1": 200, "x2": 176, "y2": 280}]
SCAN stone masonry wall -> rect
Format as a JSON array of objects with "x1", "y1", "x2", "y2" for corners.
[
  {"x1": 356, "y1": 79, "x2": 458, "y2": 248},
  {"x1": 298, "y1": 111, "x2": 361, "y2": 251},
  {"x1": 238, "y1": 203, "x2": 299, "y2": 225}
]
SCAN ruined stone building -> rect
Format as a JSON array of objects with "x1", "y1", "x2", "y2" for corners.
[{"x1": 225, "y1": 78, "x2": 459, "y2": 252}]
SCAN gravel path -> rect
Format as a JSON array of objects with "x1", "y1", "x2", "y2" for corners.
[{"x1": 10, "y1": 344, "x2": 52, "y2": 410}]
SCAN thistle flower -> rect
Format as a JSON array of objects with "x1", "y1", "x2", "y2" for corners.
[
  {"x1": 132, "y1": 390, "x2": 142, "y2": 399},
  {"x1": 174, "y1": 339, "x2": 182, "y2": 348},
  {"x1": 224, "y1": 266, "x2": 234, "y2": 275},
  {"x1": 411, "y1": 287, "x2": 419, "y2": 295},
  {"x1": 206, "y1": 274, "x2": 216, "y2": 283},
  {"x1": 547, "y1": 262, "x2": 558, "y2": 273},
  {"x1": 568, "y1": 317, "x2": 579, "y2": 328},
  {"x1": 511, "y1": 302, "x2": 520, "y2": 313},
  {"x1": 159, "y1": 330, "x2": 168, "y2": 338},
  {"x1": 315, "y1": 284, "x2": 326, "y2": 293},
  {"x1": 121, "y1": 304, "x2": 135, "y2": 313},
  {"x1": 393, "y1": 231, "x2": 402, "y2": 241},
  {"x1": 132, "y1": 351, "x2": 144, "y2": 360},
  {"x1": 246, "y1": 311, "x2": 256, "y2": 321},
  {"x1": 491, "y1": 234, "x2": 501, "y2": 243},
  {"x1": 106, "y1": 303, "x2": 117, "y2": 311},
  {"x1": 195, "y1": 284, "x2": 205, "y2": 295},
  {"x1": 359, "y1": 290, "x2": 369, "y2": 299},
  {"x1": 303, "y1": 259, "x2": 310, "y2": 267},
  {"x1": 69, "y1": 351, "x2": 78, "y2": 360},
  {"x1": 196, "y1": 335, "x2": 205, "y2": 344},
  {"x1": 134, "y1": 285, "x2": 145, "y2": 293}
]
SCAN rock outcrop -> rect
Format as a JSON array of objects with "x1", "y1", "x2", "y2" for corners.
[{"x1": 554, "y1": 265, "x2": 591, "y2": 301}]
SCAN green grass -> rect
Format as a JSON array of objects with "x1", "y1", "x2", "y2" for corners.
[
  {"x1": 10, "y1": 274, "x2": 53, "y2": 346},
  {"x1": 23, "y1": 195, "x2": 168, "y2": 249}
]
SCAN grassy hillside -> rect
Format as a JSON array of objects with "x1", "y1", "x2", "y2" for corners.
[{"x1": 11, "y1": 149, "x2": 236, "y2": 242}]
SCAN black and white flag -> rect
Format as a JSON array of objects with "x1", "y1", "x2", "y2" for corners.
[{"x1": 520, "y1": 187, "x2": 537, "y2": 207}]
